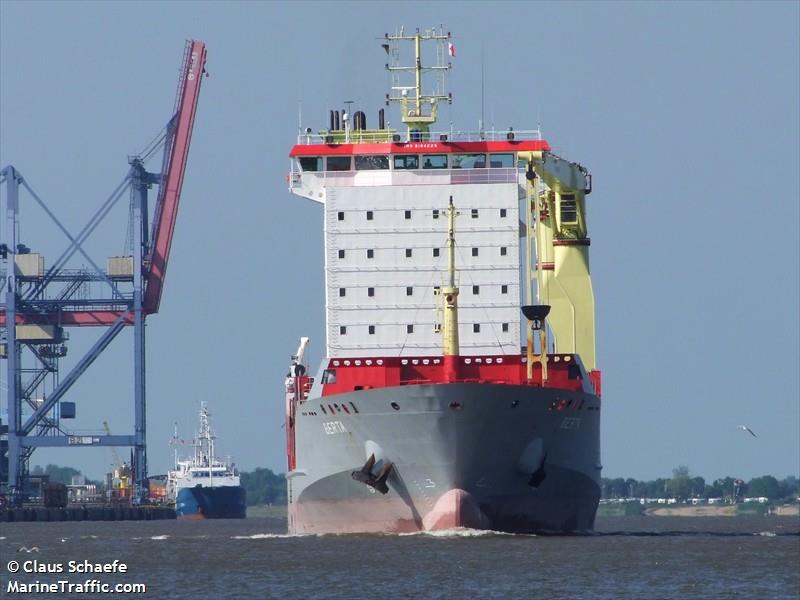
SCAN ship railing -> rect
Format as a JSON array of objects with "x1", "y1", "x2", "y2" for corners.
[
  {"x1": 289, "y1": 167, "x2": 519, "y2": 189},
  {"x1": 296, "y1": 128, "x2": 542, "y2": 145}
]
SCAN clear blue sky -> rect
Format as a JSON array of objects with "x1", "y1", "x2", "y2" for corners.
[{"x1": 1, "y1": 1, "x2": 798, "y2": 484}]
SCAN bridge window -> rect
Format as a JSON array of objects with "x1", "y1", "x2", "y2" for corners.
[
  {"x1": 326, "y1": 156, "x2": 351, "y2": 171},
  {"x1": 298, "y1": 156, "x2": 322, "y2": 171},
  {"x1": 422, "y1": 154, "x2": 448, "y2": 169},
  {"x1": 354, "y1": 155, "x2": 389, "y2": 170},
  {"x1": 489, "y1": 153, "x2": 514, "y2": 168},
  {"x1": 452, "y1": 153, "x2": 486, "y2": 169},
  {"x1": 322, "y1": 369, "x2": 337, "y2": 384},
  {"x1": 394, "y1": 155, "x2": 419, "y2": 170}
]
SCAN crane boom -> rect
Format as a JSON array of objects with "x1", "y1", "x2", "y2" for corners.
[
  {"x1": 143, "y1": 40, "x2": 207, "y2": 314},
  {"x1": 519, "y1": 150, "x2": 597, "y2": 373}
]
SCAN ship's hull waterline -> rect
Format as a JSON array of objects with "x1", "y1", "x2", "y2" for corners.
[
  {"x1": 175, "y1": 486, "x2": 247, "y2": 520},
  {"x1": 289, "y1": 383, "x2": 601, "y2": 534}
]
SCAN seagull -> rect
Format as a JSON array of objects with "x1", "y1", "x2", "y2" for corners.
[
  {"x1": 739, "y1": 425, "x2": 757, "y2": 438},
  {"x1": 17, "y1": 546, "x2": 39, "y2": 553}
]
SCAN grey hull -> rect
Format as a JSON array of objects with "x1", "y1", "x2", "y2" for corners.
[{"x1": 288, "y1": 383, "x2": 601, "y2": 534}]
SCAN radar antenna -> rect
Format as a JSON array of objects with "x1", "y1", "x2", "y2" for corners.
[{"x1": 384, "y1": 26, "x2": 452, "y2": 137}]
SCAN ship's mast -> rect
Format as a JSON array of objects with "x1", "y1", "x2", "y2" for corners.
[
  {"x1": 385, "y1": 26, "x2": 452, "y2": 137},
  {"x1": 441, "y1": 197, "x2": 460, "y2": 381}
]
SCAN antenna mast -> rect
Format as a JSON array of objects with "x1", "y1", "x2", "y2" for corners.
[
  {"x1": 441, "y1": 196, "x2": 460, "y2": 381},
  {"x1": 385, "y1": 26, "x2": 452, "y2": 137}
]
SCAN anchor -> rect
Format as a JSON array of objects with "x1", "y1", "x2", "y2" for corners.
[{"x1": 351, "y1": 454, "x2": 394, "y2": 494}]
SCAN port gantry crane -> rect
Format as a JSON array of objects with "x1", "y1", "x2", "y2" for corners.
[{"x1": 0, "y1": 40, "x2": 207, "y2": 505}]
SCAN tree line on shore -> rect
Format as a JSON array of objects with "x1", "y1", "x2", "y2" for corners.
[{"x1": 602, "y1": 466, "x2": 799, "y2": 502}]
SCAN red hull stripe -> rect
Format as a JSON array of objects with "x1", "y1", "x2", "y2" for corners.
[
  {"x1": 320, "y1": 354, "x2": 601, "y2": 398},
  {"x1": 290, "y1": 139, "x2": 551, "y2": 157}
]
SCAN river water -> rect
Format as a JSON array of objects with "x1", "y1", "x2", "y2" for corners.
[{"x1": 1, "y1": 516, "x2": 798, "y2": 599}]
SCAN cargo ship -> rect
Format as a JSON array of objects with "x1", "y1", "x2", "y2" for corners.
[
  {"x1": 168, "y1": 403, "x2": 246, "y2": 520},
  {"x1": 284, "y1": 27, "x2": 602, "y2": 534}
]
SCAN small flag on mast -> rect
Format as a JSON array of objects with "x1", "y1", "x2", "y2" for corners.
[{"x1": 448, "y1": 43, "x2": 455, "y2": 57}]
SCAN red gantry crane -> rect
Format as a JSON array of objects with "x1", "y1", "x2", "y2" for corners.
[{"x1": 0, "y1": 41, "x2": 207, "y2": 505}]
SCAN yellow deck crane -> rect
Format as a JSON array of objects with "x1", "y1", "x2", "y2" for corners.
[{"x1": 518, "y1": 150, "x2": 599, "y2": 391}]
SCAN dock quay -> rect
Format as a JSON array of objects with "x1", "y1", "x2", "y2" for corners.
[{"x1": 1, "y1": 505, "x2": 175, "y2": 523}]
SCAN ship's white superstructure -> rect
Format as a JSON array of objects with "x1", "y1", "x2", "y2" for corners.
[{"x1": 168, "y1": 402, "x2": 239, "y2": 497}]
